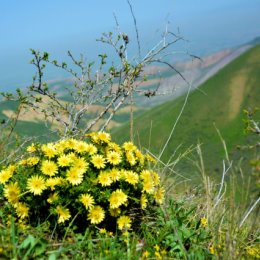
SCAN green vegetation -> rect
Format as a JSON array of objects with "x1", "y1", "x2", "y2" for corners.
[
  {"x1": 113, "y1": 45, "x2": 260, "y2": 177},
  {"x1": 0, "y1": 133, "x2": 218, "y2": 260},
  {"x1": 0, "y1": 133, "x2": 166, "y2": 233},
  {"x1": 0, "y1": 27, "x2": 259, "y2": 259},
  {"x1": 0, "y1": 145, "x2": 259, "y2": 259}
]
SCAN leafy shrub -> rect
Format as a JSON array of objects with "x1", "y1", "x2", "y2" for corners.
[
  {"x1": 0, "y1": 132, "x2": 165, "y2": 234},
  {"x1": 140, "y1": 199, "x2": 215, "y2": 260}
]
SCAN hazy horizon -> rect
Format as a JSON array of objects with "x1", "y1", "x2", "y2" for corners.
[{"x1": 1, "y1": 0, "x2": 260, "y2": 90}]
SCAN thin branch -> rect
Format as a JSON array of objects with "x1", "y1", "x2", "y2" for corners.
[
  {"x1": 158, "y1": 81, "x2": 192, "y2": 160},
  {"x1": 144, "y1": 149, "x2": 191, "y2": 181},
  {"x1": 100, "y1": 90, "x2": 131, "y2": 131},
  {"x1": 84, "y1": 93, "x2": 122, "y2": 134},
  {"x1": 239, "y1": 197, "x2": 260, "y2": 228},
  {"x1": 0, "y1": 137, "x2": 33, "y2": 165},
  {"x1": 127, "y1": 0, "x2": 141, "y2": 59},
  {"x1": 152, "y1": 59, "x2": 189, "y2": 84},
  {"x1": 214, "y1": 123, "x2": 231, "y2": 165},
  {"x1": 214, "y1": 160, "x2": 233, "y2": 208},
  {"x1": 130, "y1": 91, "x2": 134, "y2": 141}
]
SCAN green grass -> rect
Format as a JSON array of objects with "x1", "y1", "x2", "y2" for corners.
[
  {"x1": 1, "y1": 164, "x2": 259, "y2": 260},
  {"x1": 112, "y1": 45, "x2": 260, "y2": 177}
]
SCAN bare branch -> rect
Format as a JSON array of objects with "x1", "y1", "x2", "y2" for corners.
[
  {"x1": 239, "y1": 196, "x2": 260, "y2": 228},
  {"x1": 127, "y1": 0, "x2": 141, "y2": 59},
  {"x1": 214, "y1": 160, "x2": 233, "y2": 208}
]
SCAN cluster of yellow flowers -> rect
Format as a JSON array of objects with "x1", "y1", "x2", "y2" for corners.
[{"x1": 0, "y1": 132, "x2": 165, "y2": 232}]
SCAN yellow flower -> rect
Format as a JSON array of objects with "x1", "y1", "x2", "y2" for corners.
[
  {"x1": 46, "y1": 177, "x2": 63, "y2": 190},
  {"x1": 0, "y1": 168, "x2": 13, "y2": 184},
  {"x1": 142, "y1": 181, "x2": 155, "y2": 194},
  {"x1": 107, "y1": 151, "x2": 122, "y2": 165},
  {"x1": 246, "y1": 246, "x2": 260, "y2": 258},
  {"x1": 99, "y1": 228, "x2": 107, "y2": 234},
  {"x1": 57, "y1": 154, "x2": 72, "y2": 167},
  {"x1": 66, "y1": 167, "x2": 84, "y2": 185},
  {"x1": 27, "y1": 143, "x2": 37, "y2": 153},
  {"x1": 4, "y1": 182, "x2": 21, "y2": 204},
  {"x1": 126, "y1": 152, "x2": 136, "y2": 166},
  {"x1": 117, "y1": 215, "x2": 132, "y2": 230},
  {"x1": 85, "y1": 144, "x2": 98, "y2": 155},
  {"x1": 41, "y1": 143, "x2": 57, "y2": 158},
  {"x1": 55, "y1": 140, "x2": 67, "y2": 153},
  {"x1": 154, "y1": 244, "x2": 160, "y2": 251},
  {"x1": 146, "y1": 154, "x2": 156, "y2": 163},
  {"x1": 91, "y1": 154, "x2": 106, "y2": 169},
  {"x1": 26, "y1": 157, "x2": 40, "y2": 166},
  {"x1": 72, "y1": 157, "x2": 89, "y2": 174},
  {"x1": 154, "y1": 187, "x2": 165, "y2": 204},
  {"x1": 88, "y1": 132, "x2": 99, "y2": 143},
  {"x1": 124, "y1": 171, "x2": 139, "y2": 185},
  {"x1": 80, "y1": 193, "x2": 95, "y2": 209},
  {"x1": 15, "y1": 202, "x2": 29, "y2": 219},
  {"x1": 74, "y1": 140, "x2": 89, "y2": 154},
  {"x1": 123, "y1": 142, "x2": 136, "y2": 151},
  {"x1": 142, "y1": 250, "x2": 149, "y2": 259},
  {"x1": 98, "y1": 171, "x2": 112, "y2": 186},
  {"x1": 8, "y1": 165, "x2": 16, "y2": 172},
  {"x1": 97, "y1": 132, "x2": 111, "y2": 143},
  {"x1": 56, "y1": 205, "x2": 71, "y2": 223},
  {"x1": 140, "y1": 170, "x2": 151, "y2": 182},
  {"x1": 27, "y1": 175, "x2": 46, "y2": 195},
  {"x1": 200, "y1": 217, "x2": 208, "y2": 227},
  {"x1": 140, "y1": 194, "x2": 148, "y2": 209},
  {"x1": 64, "y1": 138, "x2": 77, "y2": 150},
  {"x1": 109, "y1": 189, "x2": 128, "y2": 209},
  {"x1": 47, "y1": 192, "x2": 59, "y2": 204},
  {"x1": 67, "y1": 152, "x2": 77, "y2": 161},
  {"x1": 17, "y1": 219, "x2": 28, "y2": 230},
  {"x1": 19, "y1": 159, "x2": 28, "y2": 166},
  {"x1": 109, "y1": 208, "x2": 121, "y2": 217},
  {"x1": 88, "y1": 205, "x2": 105, "y2": 224},
  {"x1": 109, "y1": 168, "x2": 121, "y2": 182},
  {"x1": 152, "y1": 172, "x2": 160, "y2": 185},
  {"x1": 108, "y1": 142, "x2": 121, "y2": 152},
  {"x1": 154, "y1": 251, "x2": 162, "y2": 259},
  {"x1": 122, "y1": 231, "x2": 129, "y2": 237},
  {"x1": 135, "y1": 149, "x2": 145, "y2": 164},
  {"x1": 41, "y1": 160, "x2": 58, "y2": 176},
  {"x1": 209, "y1": 245, "x2": 215, "y2": 254}
]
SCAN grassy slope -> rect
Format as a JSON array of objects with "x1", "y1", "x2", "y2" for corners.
[
  {"x1": 0, "y1": 100, "x2": 56, "y2": 141},
  {"x1": 112, "y1": 45, "x2": 260, "y2": 176}
]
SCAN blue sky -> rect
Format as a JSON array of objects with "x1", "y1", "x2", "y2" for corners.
[{"x1": 1, "y1": 0, "x2": 260, "y2": 89}]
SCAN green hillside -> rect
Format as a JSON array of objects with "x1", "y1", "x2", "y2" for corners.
[
  {"x1": 112, "y1": 45, "x2": 260, "y2": 177},
  {"x1": 1, "y1": 45, "x2": 259, "y2": 171},
  {"x1": 0, "y1": 100, "x2": 53, "y2": 141}
]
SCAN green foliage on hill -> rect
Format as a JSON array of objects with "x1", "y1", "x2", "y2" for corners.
[{"x1": 113, "y1": 45, "x2": 260, "y2": 176}]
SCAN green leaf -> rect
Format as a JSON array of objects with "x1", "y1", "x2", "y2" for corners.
[
  {"x1": 43, "y1": 52, "x2": 49, "y2": 61},
  {"x1": 48, "y1": 253, "x2": 57, "y2": 260},
  {"x1": 20, "y1": 235, "x2": 36, "y2": 249},
  {"x1": 33, "y1": 239, "x2": 47, "y2": 256}
]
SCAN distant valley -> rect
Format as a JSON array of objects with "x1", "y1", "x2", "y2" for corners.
[{"x1": 0, "y1": 39, "x2": 260, "y2": 174}]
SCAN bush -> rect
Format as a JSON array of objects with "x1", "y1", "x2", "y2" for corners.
[{"x1": 0, "y1": 132, "x2": 165, "y2": 234}]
